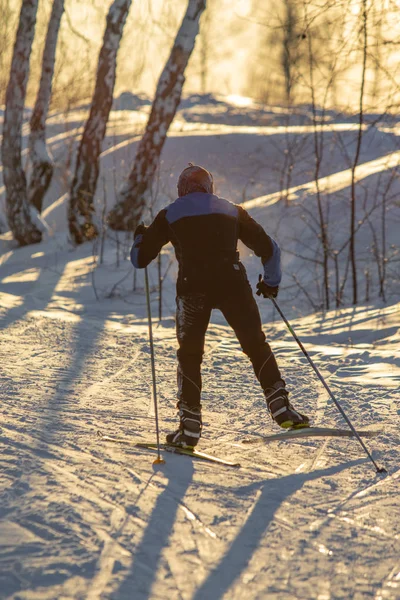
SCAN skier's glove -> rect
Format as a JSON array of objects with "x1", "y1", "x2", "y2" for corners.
[
  {"x1": 256, "y1": 274, "x2": 279, "y2": 298},
  {"x1": 134, "y1": 223, "x2": 146, "y2": 239}
]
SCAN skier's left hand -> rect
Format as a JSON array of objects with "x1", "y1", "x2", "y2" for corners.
[
  {"x1": 256, "y1": 274, "x2": 279, "y2": 298},
  {"x1": 134, "y1": 223, "x2": 146, "y2": 238}
]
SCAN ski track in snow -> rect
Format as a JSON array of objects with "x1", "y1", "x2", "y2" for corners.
[
  {"x1": 1, "y1": 100, "x2": 400, "y2": 598},
  {"x1": 0, "y1": 260, "x2": 399, "y2": 599}
]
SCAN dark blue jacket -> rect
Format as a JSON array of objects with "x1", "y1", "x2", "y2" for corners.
[{"x1": 131, "y1": 193, "x2": 281, "y2": 294}]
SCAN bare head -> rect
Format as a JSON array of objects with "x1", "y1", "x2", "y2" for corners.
[{"x1": 177, "y1": 163, "x2": 214, "y2": 197}]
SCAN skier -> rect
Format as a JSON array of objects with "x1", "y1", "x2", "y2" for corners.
[{"x1": 131, "y1": 164, "x2": 310, "y2": 448}]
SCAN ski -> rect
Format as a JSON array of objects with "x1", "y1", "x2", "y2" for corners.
[
  {"x1": 137, "y1": 442, "x2": 241, "y2": 467},
  {"x1": 97, "y1": 432, "x2": 241, "y2": 467},
  {"x1": 242, "y1": 427, "x2": 381, "y2": 445}
]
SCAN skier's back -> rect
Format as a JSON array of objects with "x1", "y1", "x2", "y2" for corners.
[{"x1": 131, "y1": 164, "x2": 309, "y2": 447}]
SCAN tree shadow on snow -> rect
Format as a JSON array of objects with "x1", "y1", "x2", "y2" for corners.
[
  {"x1": 113, "y1": 460, "x2": 194, "y2": 600},
  {"x1": 192, "y1": 458, "x2": 365, "y2": 600},
  {"x1": 0, "y1": 248, "x2": 68, "y2": 329},
  {"x1": 0, "y1": 299, "x2": 118, "y2": 596},
  {"x1": 0, "y1": 250, "x2": 139, "y2": 596}
]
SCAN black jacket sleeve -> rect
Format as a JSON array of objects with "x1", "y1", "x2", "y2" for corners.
[
  {"x1": 130, "y1": 209, "x2": 170, "y2": 268},
  {"x1": 237, "y1": 206, "x2": 282, "y2": 286},
  {"x1": 237, "y1": 206, "x2": 274, "y2": 261}
]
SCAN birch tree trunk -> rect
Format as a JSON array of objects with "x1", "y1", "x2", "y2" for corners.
[
  {"x1": 28, "y1": 0, "x2": 65, "y2": 214},
  {"x1": 108, "y1": 0, "x2": 206, "y2": 232},
  {"x1": 1, "y1": 0, "x2": 42, "y2": 246},
  {"x1": 68, "y1": 0, "x2": 132, "y2": 245},
  {"x1": 0, "y1": 1, "x2": 15, "y2": 102}
]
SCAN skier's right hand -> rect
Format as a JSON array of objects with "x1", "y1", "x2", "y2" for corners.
[{"x1": 256, "y1": 274, "x2": 279, "y2": 298}]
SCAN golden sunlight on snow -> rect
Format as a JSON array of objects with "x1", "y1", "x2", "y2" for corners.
[
  {"x1": 225, "y1": 95, "x2": 257, "y2": 108},
  {"x1": 341, "y1": 362, "x2": 400, "y2": 388},
  {"x1": 27, "y1": 309, "x2": 82, "y2": 323},
  {"x1": 242, "y1": 149, "x2": 400, "y2": 210},
  {"x1": 1, "y1": 268, "x2": 40, "y2": 284},
  {"x1": 38, "y1": 255, "x2": 98, "y2": 315},
  {"x1": 0, "y1": 291, "x2": 23, "y2": 310}
]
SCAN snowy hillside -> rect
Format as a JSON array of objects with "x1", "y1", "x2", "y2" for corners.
[
  {"x1": 1, "y1": 93, "x2": 399, "y2": 308},
  {"x1": 0, "y1": 95, "x2": 399, "y2": 599}
]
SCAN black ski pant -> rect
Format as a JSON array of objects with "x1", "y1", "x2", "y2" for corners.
[{"x1": 176, "y1": 282, "x2": 282, "y2": 409}]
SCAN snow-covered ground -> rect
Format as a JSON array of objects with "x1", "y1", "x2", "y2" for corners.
[{"x1": 0, "y1": 95, "x2": 399, "y2": 599}]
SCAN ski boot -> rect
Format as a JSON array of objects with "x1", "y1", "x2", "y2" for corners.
[
  {"x1": 166, "y1": 402, "x2": 202, "y2": 448},
  {"x1": 265, "y1": 380, "x2": 310, "y2": 429}
]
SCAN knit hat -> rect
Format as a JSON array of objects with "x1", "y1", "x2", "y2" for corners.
[{"x1": 177, "y1": 163, "x2": 214, "y2": 197}]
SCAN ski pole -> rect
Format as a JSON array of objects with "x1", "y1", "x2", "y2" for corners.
[
  {"x1": 270, "y1": 297, "x2": 386, "y2": 475},
  {"x1": 144, "y1": 266, "x2": 165, "y2": 465}
]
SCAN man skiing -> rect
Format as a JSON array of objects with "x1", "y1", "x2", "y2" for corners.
[{"x1": 131, "y1": 164, "x2": 309, "y2": 448}]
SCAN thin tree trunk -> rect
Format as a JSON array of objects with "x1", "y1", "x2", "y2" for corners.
[
  {"x1": 28, "y1": 0, "x2": 65, "y2": 214},
  {"x1": 108, "y1": 0, "x2": 206, "y2": 232},
  {"x1": 380, "y1": 177, "x2": 387, "y2": 301},
  {"x1": 68, "y1": 0, "x2": 132, "y2": 245},
  {"x1": 371, "y1": 0, "x2": 383, "y2": 104},
  {"x1": 349, "y1": 0, "x2": 368, "y2": 305},
  {"x1": 1, "y1": 0, "x2": 41, "y2": 246},
  {"x1": 307, "y1": 26, "x2": 330, "y2": 310},
  {"x1": 377, "y1": 167, "x2": 394, "y2": 301}
]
